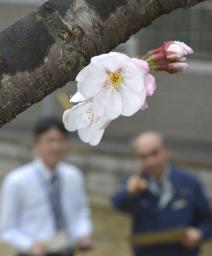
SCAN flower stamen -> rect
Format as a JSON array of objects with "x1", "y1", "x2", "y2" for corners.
[
  {"x1": 86, "y1": 107, "x2": 94, "y2": 120},
  {"x1": 105, "y1": 71, "x2": 123, "y2": 92}
]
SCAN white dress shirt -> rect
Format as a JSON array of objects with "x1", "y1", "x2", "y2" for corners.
[{"x1": 0, "y1": 159, "x2": 92, "y2": 253}]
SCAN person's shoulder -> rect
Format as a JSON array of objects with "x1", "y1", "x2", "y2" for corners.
[
  {"x1": 171, "y1": 165, "x2": 201, "y2": 186},
  {"x1": 2, "y1": 161, "x2": 36, "y2": 186},
  {"x1": 59, "y1": 162, "x2": 83, "y2": 180}
]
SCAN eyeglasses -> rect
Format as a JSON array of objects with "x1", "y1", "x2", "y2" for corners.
[{"x1": 136, "y1": 147, "x2": 162, "y2": 160}]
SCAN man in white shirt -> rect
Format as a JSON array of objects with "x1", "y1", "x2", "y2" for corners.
[{"x1": 0, "y1": 117, "x2": 93, "y2": 256}]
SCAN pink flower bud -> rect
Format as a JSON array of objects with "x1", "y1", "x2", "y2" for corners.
[
  {"x1": 165, "y1": 41, "x2": 193, "y2": 56},
  {"x1": 166, "y1": 62, "x2": 189, "y2": 73},
  {"x1": 143, "y1": 41, "x2": 193, "y2": 74}
]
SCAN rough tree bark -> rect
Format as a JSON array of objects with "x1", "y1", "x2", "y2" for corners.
[{"x1": 0, "y1": 0, "x2": 205, "y2": 126}]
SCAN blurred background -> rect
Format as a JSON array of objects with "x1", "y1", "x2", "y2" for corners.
[{"x1": 0, "y1": 0, "x2": 212, "y2": 255}]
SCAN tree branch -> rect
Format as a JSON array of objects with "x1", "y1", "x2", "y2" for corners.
[{"x1": 0, "y1": 0, "x2": 205, "y2": 125}]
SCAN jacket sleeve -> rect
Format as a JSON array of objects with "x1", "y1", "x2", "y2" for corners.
[
  {"x1": 111, "y1": 178, "x2": 139, "y2": 214},
  {"x1": 0, "y1": 176, "x2": 33, "y2": 252},
  {"x1": 193, "y1": 178, "x2": 212, "y2": 239}
]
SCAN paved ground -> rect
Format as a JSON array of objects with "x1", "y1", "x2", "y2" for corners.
[
  {"x1": 1, "y1": 205, "x2": 212, "y2": 256},
  {"x1": 78, "y1": 206, "x2": 212, "y2": 256}
]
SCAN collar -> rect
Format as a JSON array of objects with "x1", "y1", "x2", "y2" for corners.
[
  {"x1": 145, "y1": 164, "x2": 172, "y2": 183},
  {"x1": 34, "y1": 158, "x2": 59, "y2": 182},
  {"x1": 147, "y1": 165, "x2": 175, "y2": 209},
  {"x1": 159, "y1": 165, "x2": 171, "y2": 183}
]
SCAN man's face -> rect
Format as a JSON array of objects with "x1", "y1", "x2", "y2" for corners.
[
  {"x1": 34, "y1": 128, "x2": 68, "y2": 167},
  {"x1": 135, "y1": 134, "x2": 169, "y2": 175}
]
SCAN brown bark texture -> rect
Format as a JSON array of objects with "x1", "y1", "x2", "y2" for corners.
[{"x1": 0, "y1": 0, "x2": 205, "y2": 125}]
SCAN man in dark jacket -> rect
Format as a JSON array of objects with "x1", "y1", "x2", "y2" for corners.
[{"x1": 112, "y1": 131, "x2": 212, "y2": 256}]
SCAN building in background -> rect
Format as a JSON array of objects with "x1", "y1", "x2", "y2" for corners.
[{"x1": 0, "y1": 0, "x2": 212, "y2": 202}]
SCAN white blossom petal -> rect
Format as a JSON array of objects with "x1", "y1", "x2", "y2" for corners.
[
  {"x1": 145, "y1": 74, "x2": 156, "y2": 96},
  {"x1": 78, "y1": 127, "x2": 105, "y2": 146},
  {"x1": 76, "y1": 65, "x2": 90, "y2": 83},
  {"x1": 123, "y1": 63, "x2": 145, "y2": 92},
  {"x1": 132, "y1": 58, "x2": 149, "y2": 73},
  {"x1": 70, "y1": 92, "x2": 85, "y2": 103},
  {"x1": 91, "y1": 52, "x2": 121, "y2": 63},
  {"x1": 93, "y1": 52, "x2": 132, "y2": 74},
  {"x1": 77, "y1": 64, "x2": 107, "y2": 98},
  {"x1": 123, "y1": 73, "x2": 145, "y2": 93},
  {"x1": 93, "y1": 88, "x2": 122, "y2": 119},
  {"x1": 63, "y1": 102, "x2": 92, "y2": 132},
  {"x1": 104, "y1": 54, "x2": 132, "y2": 73},
  {"x1": 120, "y1": 85, "x2": 146, "y2": 116},
  {"x1": 78, "y1": 116, "x2": 109, "y2": 146}
]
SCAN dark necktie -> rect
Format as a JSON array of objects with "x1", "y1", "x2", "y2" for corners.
[{"x1": 49, "y1": 172, "x2": 64, "y2": 230}]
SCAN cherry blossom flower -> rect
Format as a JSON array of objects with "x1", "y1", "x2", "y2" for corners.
[
  {"x1": 63, "y1": 96, "x2": 110, "y2": 146},
  {"x1": 63, "y1": 53, "x2": 158, "y2": 146},
  {"x1": 63, "y1": 43, "x2": 193, "y2": 146},
  {"x1": 76, "y1": 52, "x2": 147, "y2": 120}
]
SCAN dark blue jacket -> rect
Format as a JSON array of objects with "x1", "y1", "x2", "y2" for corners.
[{"x1": 112, "y1": 166, "x2": 212, "y2": 256}]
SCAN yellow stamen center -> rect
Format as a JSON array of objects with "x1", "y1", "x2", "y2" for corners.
[
  {"x1": 110, "y1": 72, "x2": 123, "y2": 84},
  {"x1": 106, "y1": 71, "x2": 123, "y2": 92}
]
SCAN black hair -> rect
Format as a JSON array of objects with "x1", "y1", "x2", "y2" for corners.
[{"x1": 34, "y1": 116, "x2": 69, "y2": 139}]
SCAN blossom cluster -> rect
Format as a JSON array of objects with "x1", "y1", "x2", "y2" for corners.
[{"x1": 63, "y1": 41, "x2": 193, "y2": 146}]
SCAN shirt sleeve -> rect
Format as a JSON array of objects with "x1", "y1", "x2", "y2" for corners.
[
  {"x1": 69, "y1": 172, "x2": 93, "y2": 241},
  {"x1": 0, "y1": 176, "x2": 33, "y2": 252},
  {"x1": 193, "y1": 178, "x2": 212, "y2": 239}
]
